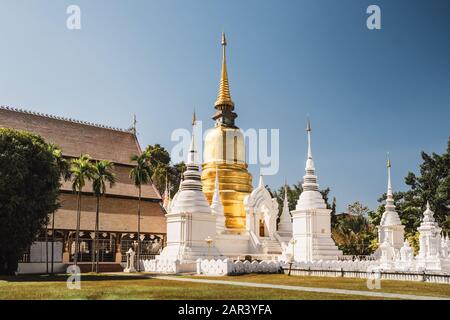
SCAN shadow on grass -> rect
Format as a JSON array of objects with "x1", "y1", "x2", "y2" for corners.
[{"x1": 0, "y1": 273, "x2": 153, "y2": 283}]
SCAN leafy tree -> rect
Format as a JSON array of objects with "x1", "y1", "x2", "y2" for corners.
[
  {"x1": 0, "y1": 129, "x2": 60, "y2": 275},
  {"x1": 144, "y1": 144, "x2": 185, "y2": 197},
  {"x1": 332, "y1": 202, "x2": 377, "y2": 255},
  {"x1": 91, "y1": 160, "x2": 116, "y2": 272},
  {"x1": 70, "y1": 154, "x2": 95, "y2": 265},
  {"x1": 347, "y1": 201, "x2": 370, "y2": 216},
  {"x1": 130, "y1": 151, "x2": 153, "y2": 272}
]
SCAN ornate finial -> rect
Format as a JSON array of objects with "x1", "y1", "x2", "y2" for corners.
[
  {"x1": 221, "y1": 32, "x2": 227, "y2": 46},
  {"x1": 306, "y1": 118, "x2": 312, "y2": 132},
  {"x1": 306, "y1": 119, "x2": 313, "y2": 160},
  {"x1": 132, "y1": 114, "x2": 137, "y2": 134},
  {"x1": 387, "y1": 154, "x2": 393, "y2": 196},
  {"x1": 192, "y1": 110, "x2": 197, "y2": 126},
  {"x1": 187, "y1": 116, "x2": 197, "y2": 165},
  {"x1": 214, "y1": 32, "x2": 234, "y2": 108},
  {"x1": 426, "y1": 201, "x2": 430, "y2": 210}
]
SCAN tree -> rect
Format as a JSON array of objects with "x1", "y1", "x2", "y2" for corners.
[
  {"x1": 347, "y1": 201, "x2": 370, "y2": 216},
  {"x1": 144, "y1": 144, "x2": 185, "y2": 196},
  {"x1": 129, "y1": 151, "x2": 153, "y2": 272},
  {"x1": 91, "y1": 160, "x2": 116, "y2": 273},
  {"x1": 70, "y1": 154, "x2": 95, "y2": 266},
  {"x1": 332, "y1": 202, "x2": 377, "y2": 255},
  {"x1": 0, "y1": 129, "x2": 60, "y2": 275}
]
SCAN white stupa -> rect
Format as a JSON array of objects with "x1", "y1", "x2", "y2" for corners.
[
  {"x1": 377, "y1": 158, "x2": 405, "y2": 251},
  {"x1": 289, "y1": 120, "x2": 342, "y2": 261},
  {"x1": 158, "y1": 116, "x2": 220, "y2": 261},
  {"x1": 416, "y1": 202, "x2": 443, "y2": 270},
  {"x1": 277, "y1": 183, "x2": 293, "y2": 237}
]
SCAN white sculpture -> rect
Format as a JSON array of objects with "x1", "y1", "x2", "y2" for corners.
[
  {"x1": 244, "y1": 175, "x2": 281, "y2": 254},
  {"x1": 124, "y1": 248, "x2": 136, "y2": 273}
]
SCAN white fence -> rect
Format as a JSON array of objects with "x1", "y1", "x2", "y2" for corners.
[
  {"x1": 196, "y1": 259, "x2": 283, "y2": 276},
  {"x1": 285, "y1": 266, "x2": 450, "y2": 284}
]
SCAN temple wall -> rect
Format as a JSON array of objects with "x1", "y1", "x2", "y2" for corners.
[{"x1": 50, "y1": 193, "x2": 166, "y2": 234}]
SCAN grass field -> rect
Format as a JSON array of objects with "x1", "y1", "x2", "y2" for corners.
[
  {"x1": 0, "y1": 273, "x2": 448, "y2": 300},
  {"x1": 187, "y1": 274, "x2": 450, "y2": 298}
]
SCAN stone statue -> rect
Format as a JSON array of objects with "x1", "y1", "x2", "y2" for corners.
[{"x1": 124, "y1": 248, "x2": 136, "y2": 273}]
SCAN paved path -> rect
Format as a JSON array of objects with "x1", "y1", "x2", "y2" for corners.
[{"x1": 150, "y1": 275, "x2": 449, "y2": 300}]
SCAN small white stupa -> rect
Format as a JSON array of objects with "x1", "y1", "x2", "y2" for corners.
[
  {"x1": 289, "y1": 120, "x2": 342, "y2": 261},
  {"x1": 416, "y1": 202, "x2": 446, "y2": 270},
  {"x1": 277, "y1": 183, "x2": 293, "y2": 238},
  {"x1": 158, "y1": 115, "x2": 220, "y2": 261},
  {"x1": 377, "y1": 157, "x2": 405, "y2": 250}
]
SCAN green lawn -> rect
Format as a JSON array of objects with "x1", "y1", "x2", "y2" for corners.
[
  {"x1": 187, "y1": 274, "x2": 450, "y2": 298},
  {"x1": 0, "y1": 273, "x2": 448, "y2": 300}
]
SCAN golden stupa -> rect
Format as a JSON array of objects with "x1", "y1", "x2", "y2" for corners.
[{"x1": 202, "y1": 33, "x2": 253, "y2": 231}]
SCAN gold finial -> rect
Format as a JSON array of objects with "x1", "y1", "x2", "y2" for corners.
[
  {"x1": 221, "y1": 32, "x2": 227, "y2": 46},
  {"x1": 387, "y1": 152, "x2": 391, "y2": 168},
  {"x1": 192, "y1": 110, "x2": 197, "y2": 126},
  {"x1": 215, "y1": 32, "x2": 234, "y2": 108}
]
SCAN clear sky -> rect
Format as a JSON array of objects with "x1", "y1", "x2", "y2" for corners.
[{"x1": 1, "y1": 0, "x2": 449, "y2": 212}]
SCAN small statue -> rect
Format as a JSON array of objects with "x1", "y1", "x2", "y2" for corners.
[{"x1": 124, "y1": 248, "x2": 136, "y2": 273}]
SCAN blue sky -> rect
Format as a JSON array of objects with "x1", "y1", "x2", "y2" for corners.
[{"x1": 1, "y1": 0, "x2": 449, "y2": 212}]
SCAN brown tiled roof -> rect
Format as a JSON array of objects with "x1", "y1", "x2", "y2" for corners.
[
  {"x1": 0, "y1": 106, "x2": 161, "y2": 200},
  {"x1": 0, "y1": 106, "x2": 139, "y2": 165}
]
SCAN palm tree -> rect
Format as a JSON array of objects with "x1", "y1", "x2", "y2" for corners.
[
  {"x1": 91, "y1": 160, "x2": 116, "y2": 273},
  {"x1": 70, "y1": 154, "x2": 95, "y2": 266},
  {"x1": 48, "y1": 145, "x2": 72, "y2": 274},
  {"x1": 129, "y1": 151, "x2": 152, "y2": 272}
]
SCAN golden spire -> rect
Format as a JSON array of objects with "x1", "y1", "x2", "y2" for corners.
[{"x1": 215, "y1": 32, "x2": 234, "y2": 108}]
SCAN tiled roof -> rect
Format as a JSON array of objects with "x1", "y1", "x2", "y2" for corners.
[
  {"x1": 0, "y1": 105, "x2": 139, "y2": 165},
  {"x1": 0, "y1": 105, "x2": 161, "y2": 200}
]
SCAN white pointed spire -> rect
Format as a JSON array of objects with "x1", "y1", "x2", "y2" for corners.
[
  {"x1": 295, "y1": 118, "x2": 327, "y2": 211},
  {"x1": 258, "y1": 174, "x2": 265, "y2": 188},
  {"x1": 278, "y1": 182, "x2": 293, "y2": 234},
  {"x1": 306, "y1": 119, "x2": 312, "y2": 160},
  {"x1": 380, "y1": 157, "x2": 401, "y2": 227},
  {"x1": 211, "y1": 164, "x2": 226, "y2": 231},
  {"x1": 387, "y1": 154, "x2": 393, "y2": 197},
  {"x1": 187, "y1": 117, "x2": 197, "y2": 165}
]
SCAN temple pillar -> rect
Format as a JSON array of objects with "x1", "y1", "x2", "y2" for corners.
[{"x1": 115, "y1": 233, "x2": 122, "y2": 263}]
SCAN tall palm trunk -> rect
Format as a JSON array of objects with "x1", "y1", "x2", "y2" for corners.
[
  {"x1": 137, "y1": 185, "x2": 141, "y2": 272},
  {"x1": 92, "y1": 196, "x2": 100, "y2": 273},
  {"x1": 74, "y1": 190, "x2": 81, "y2": 266},
  {"x1": 51, "y1": 210, "x2": 55, "y2": 274}
]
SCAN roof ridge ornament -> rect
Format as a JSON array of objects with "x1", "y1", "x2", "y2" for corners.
[{"x1": 0, "y1": 105, "x2": 129, "y2": 133}]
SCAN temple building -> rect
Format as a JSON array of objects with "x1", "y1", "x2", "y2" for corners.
[
  {"x1": 0, "y1": 106, "x2": 166, "y2": 272},
  {"x1": 201, "y1": 33, "x2": 253, "y2": 232}
]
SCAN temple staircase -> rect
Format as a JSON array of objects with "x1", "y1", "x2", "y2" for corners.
[{"x1": 260, "y1": 237, "x2": 283, "y2": 254}]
